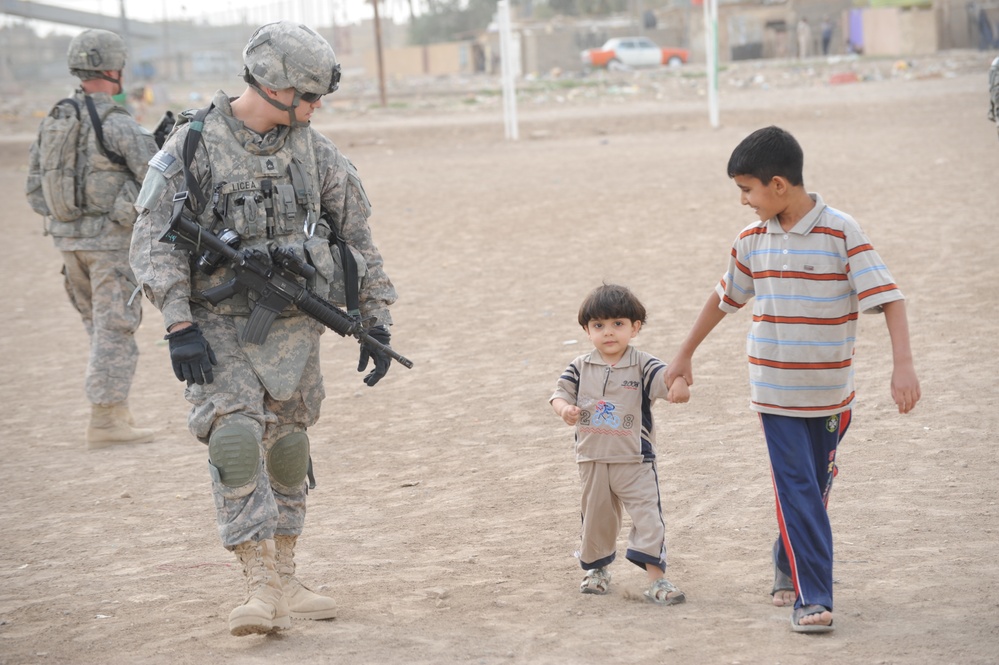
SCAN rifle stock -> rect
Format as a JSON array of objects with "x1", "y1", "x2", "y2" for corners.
[{"x1": 160, "y1": 210, "x2": 413, "y2": 369}]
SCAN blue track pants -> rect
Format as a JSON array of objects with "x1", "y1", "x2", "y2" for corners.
[{"x1": 760, "y1": 410, "x2": 851, "y2": 611}]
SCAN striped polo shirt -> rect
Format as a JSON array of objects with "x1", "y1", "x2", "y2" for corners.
[
  {"x1": 716, "y1": 193, "x2": 904, "y2": 417},
  {"x1": 551, "y1": 346, "x2": 671, "y2": 464}
]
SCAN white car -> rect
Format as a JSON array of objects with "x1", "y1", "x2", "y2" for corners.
[{"x1": 580, "y1": 37, "x2": 689, "y2": 70}]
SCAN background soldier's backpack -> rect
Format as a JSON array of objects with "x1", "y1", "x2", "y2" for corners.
[
  {"x1": 38, "y1": 98, "x2": 84, "y2": 222},
  {"x1": 37, "y1": 96, "x2": 127, "y2": 222}
]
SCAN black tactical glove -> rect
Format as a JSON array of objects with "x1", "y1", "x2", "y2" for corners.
[
  {"x1": 357, "y1": 325, "x2": 392, "y2": 387},
  {"x1": 165, "y1": 324, "x2": 217, "y2": 385}
]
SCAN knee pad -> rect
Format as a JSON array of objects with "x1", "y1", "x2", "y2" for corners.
[
  {"x1": 267, "y1": 431, "x2": 310, "y2": 493},
  {"x1": 208, "y1": 423, "x2": 261, "y2": 489}
]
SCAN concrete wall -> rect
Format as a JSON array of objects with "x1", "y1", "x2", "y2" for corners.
[
  {"x1": 364, "y1": 41, "x2": 475, "y2": 78},
  {"x1": 858, "y1": 6, "x2": 938, "y2": 55},
  {"x1": 521, "y1": 28, "x2": 579, "y2": 75},
  {"x1": 934, "y1": 0, "x2": 996, "y2": 49},
  {"x1": 335, "y1": 18, "x2": 409, "y2": 74},
  {"x1": 712, "y1": 2, "x2": 946, "y2": 63}
]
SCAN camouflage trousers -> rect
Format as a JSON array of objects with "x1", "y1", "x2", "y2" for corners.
[
  {"x1": 183, "y1": 311, "x2": 326, "y2": 549},
  {"x1": 61, "y1": 249, "x2": 142, "y2": 405}
]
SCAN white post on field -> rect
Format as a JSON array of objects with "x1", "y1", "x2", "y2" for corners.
[
  {"x1": 497, "y1": 0, "x2": 519, "y2": 140},
  {"x1": 703, "y1": 0, "x2": 719, "y2": 128}
]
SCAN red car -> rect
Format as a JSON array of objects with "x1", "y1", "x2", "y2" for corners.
[{"x1": 581, "y1": 37, "x2": 689, "y2": 69}]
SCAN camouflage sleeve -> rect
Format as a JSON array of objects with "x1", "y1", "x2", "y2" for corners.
[
  {"x1": 24, "y1": 129, "x2": 47, "y2": 217},
  {"x1": 314, "y1": 132, "x2": 397, "y2": 327},
  {"x1": 103, "y1": 111, "x2": 159, "y2": 182},
  {"x1": 128, "y1": 127, "x2": 202, "y2": 329}
]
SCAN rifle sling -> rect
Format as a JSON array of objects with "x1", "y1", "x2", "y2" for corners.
[{"x1": 331, "y1": 229, "x2": 360, "y2": 317}]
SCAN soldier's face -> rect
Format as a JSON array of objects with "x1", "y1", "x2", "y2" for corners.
[{"x1": 274, "y1": 88, "x2": 322, "y2": 125}]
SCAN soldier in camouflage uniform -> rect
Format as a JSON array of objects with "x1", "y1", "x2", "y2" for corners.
[
  {"x1": 25, "y1": 29, "x2": 158, "y2": 449},
  {"x1": 129, "y1": 22, "x2": 399, "y2": 636},
  {"x1": 990, "y1": 56, "x2": 999, "y2": 139}
]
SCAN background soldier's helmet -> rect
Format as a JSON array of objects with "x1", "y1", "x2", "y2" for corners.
[
  {"x1": 67, "y1": 29, "x2": 127, "y2": 78},
  {"x1": 242, "y1": 21, "x2": 340, "y2": 96}
]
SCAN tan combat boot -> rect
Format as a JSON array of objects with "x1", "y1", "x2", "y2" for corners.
[
  {"x1": 86, "y1": 403, "x2": 155, "y2": 449},
  {"x1": 229, "y1": 539, "x2": 291, "y2": 636},
  {"x1": 113, "y1": 400, "x2": 137, "y2": 426},
  {"x1": 274, "y1": 535, "x2": 337, "y2": 620}
]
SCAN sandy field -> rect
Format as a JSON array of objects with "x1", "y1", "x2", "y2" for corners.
[{"x1": 1, "y1": 51, "x2": 997, "y2": 665}]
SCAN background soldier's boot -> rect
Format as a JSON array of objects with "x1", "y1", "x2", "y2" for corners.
[
  {"x1": 229, "y1": 539, "x2": 291, "y2": 636},
  {"x1": 113, "y1": 400, "x2": 136, "y2": 426},
  {"x1": 86, "y1": 403, "x2": 155, "y2": 449},
  {"x1": 274, "y1": 534, "x2": 337, "y2": 620}
]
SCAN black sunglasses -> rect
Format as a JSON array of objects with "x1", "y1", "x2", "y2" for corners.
[{"x1": 297, "y1": 63, "x2": 342, "y2": 103}]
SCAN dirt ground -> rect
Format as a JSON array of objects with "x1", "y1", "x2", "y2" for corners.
[{"x1": 1, "y1": 52, "x2": 998, "y2": 665}]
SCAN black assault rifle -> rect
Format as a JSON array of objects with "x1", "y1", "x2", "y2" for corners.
[
  {"x1": 159, "y1": 201, "x2": 413, "y2": 369},
  {"x1": 153, "y1": 110, "x2": 175, "y2": 149}
]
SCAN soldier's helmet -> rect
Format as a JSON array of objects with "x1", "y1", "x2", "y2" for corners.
[
  {"x1": 243, "y1": 21, "x2": 340, "y2": 96},
  {"x1": 67, "y1": 29, "x2": 127, "y2": 77}
]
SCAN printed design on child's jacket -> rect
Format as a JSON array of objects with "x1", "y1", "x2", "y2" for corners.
[{"x1": 578, "y1": 399, "x2": 635, "y2": 435}]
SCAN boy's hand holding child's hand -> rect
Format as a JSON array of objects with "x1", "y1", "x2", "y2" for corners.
[{"x1": 667, "y1": 375, "x2": 690, "y2": 404}]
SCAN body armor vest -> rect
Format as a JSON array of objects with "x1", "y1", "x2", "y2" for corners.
[{"x1": 188, "y1": 113, "x2": 335, "y2": 316}]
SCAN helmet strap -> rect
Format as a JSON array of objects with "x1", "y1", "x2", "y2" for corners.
[
  {"x1": 248, "y1": 81, "x2": 308, "y2": 128},
  {"x1": 99, "y1": 70, "x2": 123, "y2": 94}
]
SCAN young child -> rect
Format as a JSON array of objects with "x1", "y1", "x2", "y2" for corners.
[
  {"x1": 550, "y1": 284, "x2": 689, "y2": 606},
  {"x1": 666, "y1": 126, "x2": 921, "y2": 632}
]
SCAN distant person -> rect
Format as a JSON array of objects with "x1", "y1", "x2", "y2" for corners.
[
  {"x1": 666, "y1": 126, "x2": 920, "y2": 633},
  {"x1": 550, "y1": 284, "x2": 689, "y2": 606},
  {"x1": 989, "y1": 56, "x2": 999, "y2": 139},
  {"x1": 797, "y1": 18, "x2": 812, "y2": 59},
  {"x1": 25, "y1": 29, "x2": 158, "y2": 449},
  {"x1": 979, "y1": 7, "x2": 995, "y2": 50},
  {"x1": 821, "y1": 17, "x2": 834, "y2": 55}
]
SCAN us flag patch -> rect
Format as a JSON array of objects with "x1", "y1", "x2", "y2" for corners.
[{"x1": 149, "y1": 150, "x2": 176, "y2": 173}]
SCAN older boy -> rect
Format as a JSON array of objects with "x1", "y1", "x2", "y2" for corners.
[{"x1": 666, "y1": 126, "x2": 920, "y2": 632}]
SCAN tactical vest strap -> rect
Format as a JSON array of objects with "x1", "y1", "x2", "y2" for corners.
[
  {"x1": 181, "y1": 104, "x2": 214, "y2": 214},
  {"x1": 83, "y1": 95, "x2": 127, "y2": 167}
]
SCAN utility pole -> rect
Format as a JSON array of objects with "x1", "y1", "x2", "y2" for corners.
[
  {"x1": 161, "y1": 0, "x2": 171, "y2": 81},
  {"x1": 703, "y1": 0, "x2": 719, "y2": 128},
  {"x1": 497, "y1": 0, "x2": 518, "y2": 140},
  {"x1": 371, "y1": 0, "x2": 387, "y2": 107},
  {"x1": 119, "y1": 0, "x2": 131, "y2": 77}
]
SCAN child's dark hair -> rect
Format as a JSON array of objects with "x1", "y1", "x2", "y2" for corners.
[
  {"x1": 727, "y1": 125, "x2": 805, "y2": 187},
  {"x1": 577, "y1": 284, "x2": 647, "y2": 328}
]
